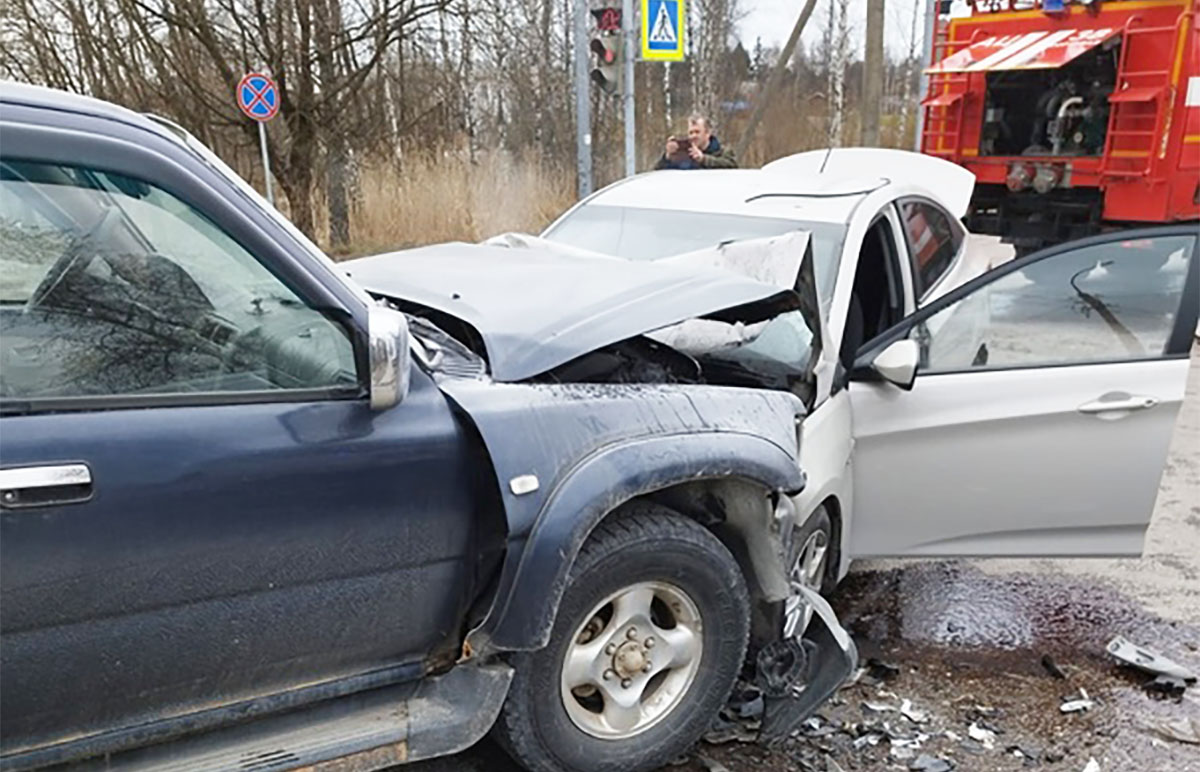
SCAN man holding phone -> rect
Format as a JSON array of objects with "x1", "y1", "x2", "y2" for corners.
[{"x1": 655, "y1": 113, "x2": 738, "y2": 170}]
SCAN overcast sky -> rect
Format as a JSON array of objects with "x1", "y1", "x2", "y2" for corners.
[{"x1": 735, "y1": 0, "x2": 930, "y2": 61}]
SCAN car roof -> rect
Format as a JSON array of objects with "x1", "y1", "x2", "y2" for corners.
[
  {"x1": 0, "y1": 80, "x2": 180, "y2": 145},
  {"x1": 577, "y1": 168, "x2": 888, "y2": 225}
]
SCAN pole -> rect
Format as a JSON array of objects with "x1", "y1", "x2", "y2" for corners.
[
  {"x1": 257, "y1": 121, "x2": 275, "y2": 207},
  {"x1": 914, "y1": 0, "x2": 936, "y2": 152},
  {"x1": 622, "y1": 0, "x2": 636, "y2": 176},
  {"x1": 860, "y1": 0, "x2": 885, "y2": 146},
  {"x1": 734, "y1": 0, "x2": 819, "y2": 160},
  {"x1": 574, "y1": 0, "x2": 593, "y2": 198}
]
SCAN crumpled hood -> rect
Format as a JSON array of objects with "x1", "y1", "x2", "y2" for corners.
[{"x1": 344, "y1": 242, "x2": 791, "y2": 382}]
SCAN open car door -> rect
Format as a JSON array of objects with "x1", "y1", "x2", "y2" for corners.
[{"x1": 846, "y1": 227, "x2": 1198, "y2": 557}]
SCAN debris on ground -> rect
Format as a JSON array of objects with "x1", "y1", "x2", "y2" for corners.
[
  {"x1": 967, "y1": 722, "x2": 997, "y2": 749},
  {"x1": 1005, "y1": 743, "x2": 1043, "y2": 764},
  {"x1": 695, "y1": 754, "x2": 732, "y2": 772},
  {"x1": 909, "y1": 753, "x2": 954, "y2": 771},
  {"x1": 703, "y1": 712, "x2": 758, "y2": 745},
  {"x1": 1060, "y1": 688, "x2": 1095, "y2": 714},
  {"x1": 1040, "y1": 653, "x2": 1068, "y2": 679},
  {"x1": 1106, "y1": 636, "x2": 1198, "y2": 682},
  {"x1": 900, "y1": 699, "x2": 930, "y2": 724},
  {"x1": 1144, "y1": 674, "x2": 1189, "y2": 698},
  {"x1": 1082, "y1": 758, "x2": 1100, "y2": 772},
  {"x1": 1146, "y1": 716, "x2": 1200, "y2": 745}
]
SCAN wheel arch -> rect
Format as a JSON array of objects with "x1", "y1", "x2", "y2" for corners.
[{"x1": 466, "y1": 431, "x2": 804, "y2": 655}]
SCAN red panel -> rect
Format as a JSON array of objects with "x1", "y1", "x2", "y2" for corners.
[
  {"x1": 922, "y1": 91, "x2": 966, "y2": 107},
  {"x1": 1108, "y1": 86, "x2": 1164, "y2": 103}
]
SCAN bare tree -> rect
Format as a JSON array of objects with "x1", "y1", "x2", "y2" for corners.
[{"x1": 825, "y1": 0, "x2": 851, "y2": 145}]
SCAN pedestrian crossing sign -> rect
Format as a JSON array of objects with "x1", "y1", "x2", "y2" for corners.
[{"x1": 641, "y1": 0, "x2": 685, "y2": 61}]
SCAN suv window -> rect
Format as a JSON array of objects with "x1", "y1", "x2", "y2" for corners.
[
  {"x1": 898, "y1": 199, "x2": 962, "y2": 297},
  {"x1": 0, "y1": 160, "x2": 357, "y2": 403}
]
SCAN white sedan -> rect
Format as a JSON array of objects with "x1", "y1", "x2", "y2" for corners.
[{"x1": 537, "y1": 149, "x2": 1197, "y2": 595}]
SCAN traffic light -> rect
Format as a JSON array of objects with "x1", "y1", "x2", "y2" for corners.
[{"x1": 590, "y1": 7, "x2": 622, "y2": 96}]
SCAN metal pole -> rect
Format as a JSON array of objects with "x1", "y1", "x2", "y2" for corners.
[
  {"x1": 622, "y1": 0, "x2": 636, "y2": 176},
  {"x1": 860, "y1": 0, "x2": 885, "y2": 146},
  {"x1": 734, "y1": 0, "x2": 818, "y2": 160},
  {"x1": 574, "y1": 0, "x2": 593, "y2": 198},
  {"x1": 914, "y1": 0, "x2": 936, "y2": 152},
  {"x1": 257, "y1": 120, "x2": 275, "y2": 206}
]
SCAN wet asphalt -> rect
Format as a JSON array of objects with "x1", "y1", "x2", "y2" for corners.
[{"x1": 411, "y1": 344, "x2": 1200, "y2": 772}]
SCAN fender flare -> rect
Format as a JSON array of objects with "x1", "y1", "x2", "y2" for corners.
[{"x1": 470, "y1": 430, "x2": 804, "y2": 653}]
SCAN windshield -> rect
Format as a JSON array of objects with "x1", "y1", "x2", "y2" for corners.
[{"x1": 543, "y1": 204, "x2": 846, "y2": 302}]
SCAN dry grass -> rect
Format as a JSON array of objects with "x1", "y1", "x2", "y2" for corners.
[
  {"x1": 337, "y1": 150, "x2": 575, "y2": 259},
  {"x1": 325, "y1": 104, "x2": 917, "y2": 259}
]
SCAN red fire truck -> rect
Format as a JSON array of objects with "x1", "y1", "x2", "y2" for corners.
[{"x1": 919, "y1": 0, "x2": 1199, "y2": 251}]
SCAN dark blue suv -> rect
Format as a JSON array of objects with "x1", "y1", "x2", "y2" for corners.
[{"x1": 0, "y1": 83, "x2": 854, "y2": 772}]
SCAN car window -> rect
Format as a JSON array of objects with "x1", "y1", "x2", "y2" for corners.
[
  {"x1": 898, "y1": 199, "x2": 962, "y2": 298},
  {"x1": 0, "y1": 160, "x2": 358, "y2": 403},
  {"x1": 544, "y1": 205, "x2": 847, "y2": 303},
  {"x1": 911, "y1": 235, "x2": 1195, "y2": 373}
]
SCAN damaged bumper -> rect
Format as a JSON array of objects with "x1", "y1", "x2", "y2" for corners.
[{"x1": 757, "y1": 586, "x2": 858, "y2": 744}]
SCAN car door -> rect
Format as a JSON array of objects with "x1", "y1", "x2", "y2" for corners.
[
  {"x1": 0, "y1": 132, "x2": 478, "y2": 756},
  {"x1": 846, "y1": 228, "x2": 1198, "y2": 557}
]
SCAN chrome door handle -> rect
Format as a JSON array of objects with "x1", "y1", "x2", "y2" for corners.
[
  {"x1": 0, "y1": 463, "x2": 93, "y2": 509},
  {"x1": 1077, "y1": 395, "x2": 1158, "y2": 414}
]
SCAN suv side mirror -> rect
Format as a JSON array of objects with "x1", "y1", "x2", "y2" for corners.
[
  {"x1": 368, "y1": 306, "x2": 412, "y2": 410},
  {"x1": 871, "y1": 339, "x2": 919, "y2": 391}
]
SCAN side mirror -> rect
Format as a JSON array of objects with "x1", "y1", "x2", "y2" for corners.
[
  {"x1": 368, "y1": 306, "x2": 412, "y2": 410},
  {"x1": 871, "y1": 339, "x2": 919, "y2": 391}
]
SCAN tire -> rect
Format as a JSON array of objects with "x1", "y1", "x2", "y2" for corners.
[
  {"x1": 789, "y1": 505, "x2": 834, "y2": 596},
  {"x1": 492, "y1": 505, "x2": 750, "y2": 772}
]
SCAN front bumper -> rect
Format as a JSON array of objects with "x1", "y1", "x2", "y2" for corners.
[{"x1": 757, "y1": 586, "x2": 858, "y2": 744}]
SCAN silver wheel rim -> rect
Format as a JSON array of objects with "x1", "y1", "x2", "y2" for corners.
[
  {"x1": 793, "y1": 530, "x2": 829, "y2": 592},
  {"x1": 559, "y1": 581, "x2": 703, "y2": 739},
  {"x1": 784, "y1": 529, "x2": 829, "y2": 636}
]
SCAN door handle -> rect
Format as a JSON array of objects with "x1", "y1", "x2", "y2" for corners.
[
  {"x1": 1077, "y1": 394, "x2": 1158, "y2": 415},
  {"x1": 0, "y1": 463, "x2": 94, "y2": 509}
]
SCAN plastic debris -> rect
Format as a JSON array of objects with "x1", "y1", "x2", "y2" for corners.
[
  {"x1": 1060, "y1": 687, "x2": 1094, "y2": 714},
  {"x1": 910, "y1": 755, "x2": 954, "y2": 772},
  {"x1": 1082, "y1": 758, "x2": 1100, "y2": 772},
  {"x1": 1041, "y1": 653, "x2": 1067, "y2": 679},
  {"x1": 1145, "y1": 674, "x2": 1189, "y2": 698},
  {"x1": 1060, "y1": 698, "x2": 1094, "y2": 713},
  {"x1": 863, "y1": 700, "x2": 897, "y2": 713},
  {"x1": 702, "y1": 714, "x2": 758, "y2": 744},
  {"x1": 1106, "y1": 636, "x2": 1197, "y2": 683},
  {"x1": 696, "y1": 754, "x2": 733, "y2": 772},
  {"x1": 852, "y1": 731, "x2": 884, "y2": 750},
  {"x1": 1147, "y1": 716, "x2": 1200, "y2": 745},
  {"x1": 901, "y1": 699, "x2": 930, "y2": 724},
  {"x1": 968, "y1": 722, "x2": 997, "y2": 749}
]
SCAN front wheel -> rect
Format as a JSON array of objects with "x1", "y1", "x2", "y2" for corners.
[{"x1": 493, "y1": 505, "x2": 750, "y2": 772}]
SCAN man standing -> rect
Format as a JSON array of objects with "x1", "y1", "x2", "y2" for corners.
[{"x1": 655, "y1": 114, "x2": 738, "y2": 170}]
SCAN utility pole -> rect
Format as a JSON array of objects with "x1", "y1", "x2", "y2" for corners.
[
  {"x1": 860, "y1": 0, "x2": 885, "y2": 146},
  {"x1": 914, "y1": 0, "x2": 936, "y2": 151},
  {"x1": 622, "y1": 0, "x2": 636, "y2": 176},
  {"x1": 734, "y1": 0, "x2": 819, "y2": 160},
  {"x1": 574, "y1": 0, "x2": 593, "y2": 197}
]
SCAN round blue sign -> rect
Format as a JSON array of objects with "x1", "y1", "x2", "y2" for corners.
[{"x1": 237, "y1": 73, "x2": 279, "y2": 122}]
